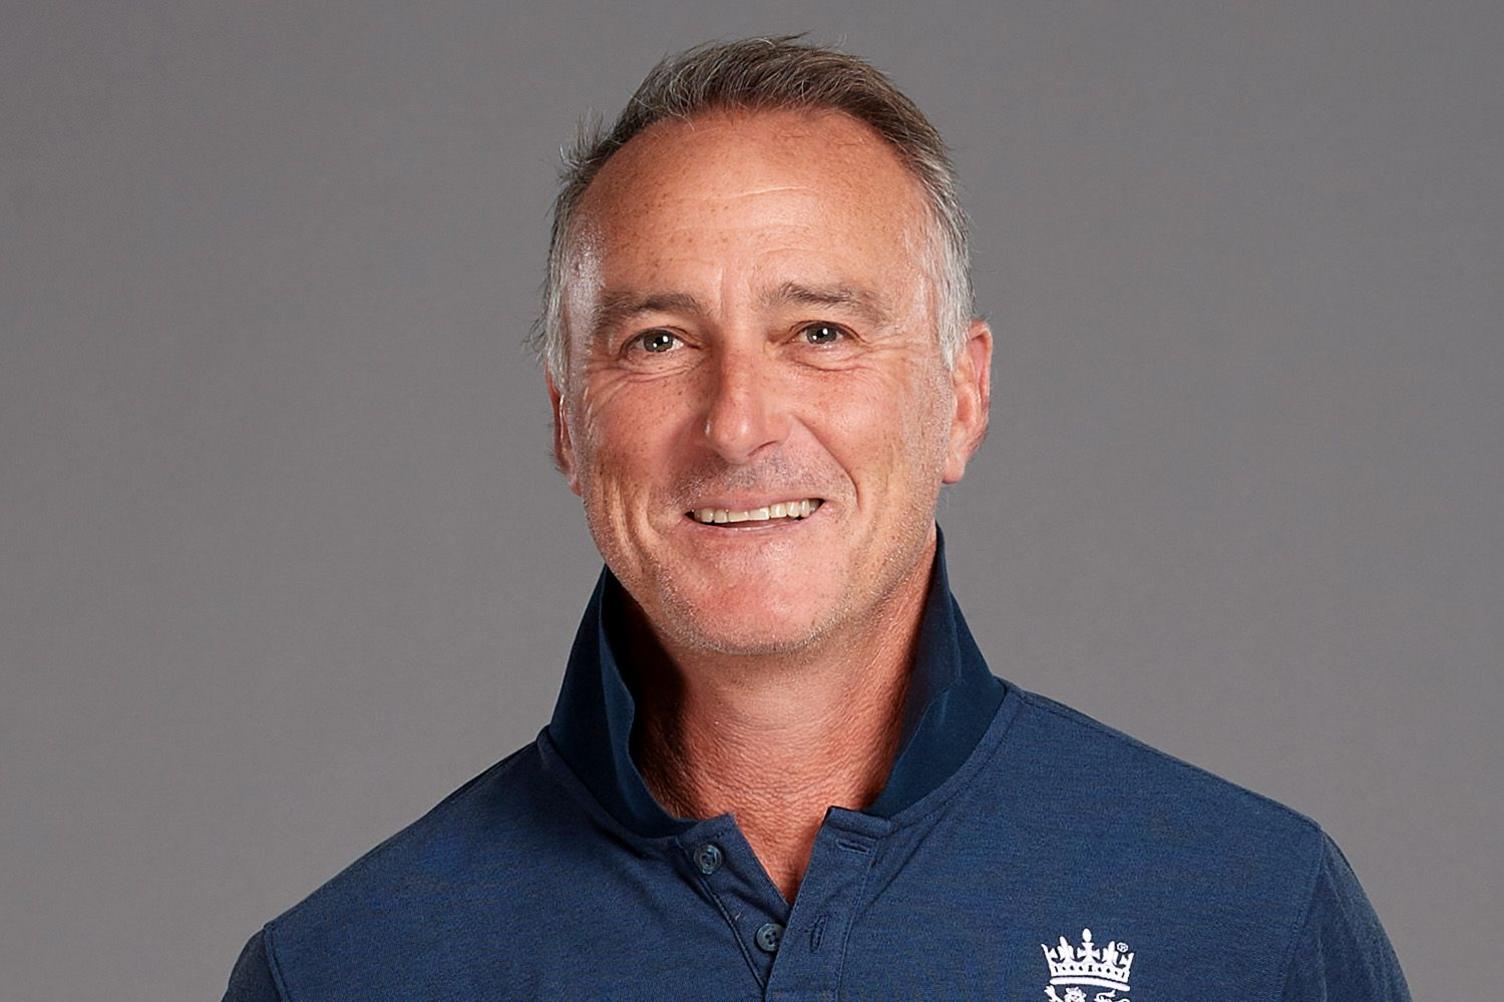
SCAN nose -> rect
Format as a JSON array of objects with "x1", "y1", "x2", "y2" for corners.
[{"x1": 700, "y1": 345, "x2": 789, "y2": 464}]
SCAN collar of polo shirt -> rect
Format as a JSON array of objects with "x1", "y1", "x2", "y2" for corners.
[{"x1": 544, "y1": 523, "x2": 1008, "y2": 838}]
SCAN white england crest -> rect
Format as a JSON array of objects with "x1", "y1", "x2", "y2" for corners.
[{"x1": 1041, "y1": 927, "x2": 1133, "y2": 1002}]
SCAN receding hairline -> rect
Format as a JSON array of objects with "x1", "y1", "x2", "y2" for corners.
[{"x1": 572, "y1": 105, "x2": 931, "y2": 226}]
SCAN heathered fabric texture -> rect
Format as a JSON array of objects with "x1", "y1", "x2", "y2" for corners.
[{"x1": 224, "y1": 530, "x2": 1409, "y2": 1000}]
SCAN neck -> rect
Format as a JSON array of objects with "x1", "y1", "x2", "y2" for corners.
[{"x1": 621, "y1": 534, "x2": 937, "y2": 905}]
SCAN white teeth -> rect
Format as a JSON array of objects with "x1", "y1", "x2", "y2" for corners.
[{"x1": 687, "y1": 498, "x2": 823, "y2": 525}]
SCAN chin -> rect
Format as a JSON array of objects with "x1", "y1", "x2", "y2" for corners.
[{"x1": 656, "y1": 584, "x2": 838, "y2": 657}]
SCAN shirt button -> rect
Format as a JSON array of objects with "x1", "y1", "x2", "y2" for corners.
[
  {"x1": 755, "y1": 922, "x2": 784, "y2": 953},
  {"x1": 692, "y1": 842, "x2": 724, "y2": 875}
]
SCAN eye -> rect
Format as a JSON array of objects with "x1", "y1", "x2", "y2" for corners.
[
  {"x1": 799, "y1": 322, "x2": 847, "y2": 346},
  {"x1": 630, "y1": 330, "x2": 682, "y2": 354}
]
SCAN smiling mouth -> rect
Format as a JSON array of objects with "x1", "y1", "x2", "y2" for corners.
[{"x1": 686, "y1": 498, "x2": 825, "y2": 525}]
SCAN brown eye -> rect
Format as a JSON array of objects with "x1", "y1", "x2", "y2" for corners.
[
  {"x1": 635, "y1": 330, "x2": 680, "y2": 353},
  {"x1": 801, "y1": 323, "x2": 844, "y2": 346}
]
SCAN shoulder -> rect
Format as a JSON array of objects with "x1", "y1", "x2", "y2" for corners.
[
  {"x1": 260, "y1": 737, "x2": 567, "y2": 971},
  {"x1": 962, "y1": 684, "x2": 1410, "y2": 999},
  {"x1": 287, "y1": 737, "x2": 547, "y2": 894},
  {"x1": 1001, "y1": 684, "x2": 1328, "y2": 885}
]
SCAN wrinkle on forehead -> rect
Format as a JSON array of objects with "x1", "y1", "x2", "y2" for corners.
[{"x1": 722, "y1": 184, "x2": 811, "y2": 199}]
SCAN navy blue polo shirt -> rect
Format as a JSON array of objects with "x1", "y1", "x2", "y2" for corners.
[{"x1": 225, "y1": 529, "x2": 1410, "y2": 1000}]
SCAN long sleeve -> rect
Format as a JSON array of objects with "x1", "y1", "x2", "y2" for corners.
[
  {"x1": 1279, "y1": 830, "x2": 1411, "y2": 1001},
  {"x1": 223, "y1": 929, "x2": 284, "y2": 1002}
]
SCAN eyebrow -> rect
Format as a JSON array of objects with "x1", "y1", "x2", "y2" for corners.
[
  {"x1": 760, "y1": 281, "x2": 895, "y2": 327},
  {"x1": 587, "y1": 290, "x2": 708, "y2": 349},
  {"x1": 586, "y1": 281, "x2": 895, "y2": 348}
]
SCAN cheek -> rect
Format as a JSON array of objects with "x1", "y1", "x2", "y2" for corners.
[
  {"x1": 896, "y1": 360, "x2": 953, "y2": 443},
  {"x1": 579, "y1": 429, "x2": 653, "y2": 507},
  {"x1": 575, "y1": 385, "x2": 685, "y2": 503},
  {"x1": 805, "y1": 362, "x2": 949, "y2": 480},
  {"x1": 574, "y1": 425, "x2": 660, "y2": 575}
]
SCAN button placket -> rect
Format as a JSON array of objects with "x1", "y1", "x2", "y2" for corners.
[
  {"x1": 762, "y1": 809, "x2": 893, "y2": 1000},
  {"x1": 677, "y1": 819, "x2": 792, "y2": 991}
]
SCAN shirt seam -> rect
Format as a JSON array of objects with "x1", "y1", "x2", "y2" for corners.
[
  {"x1": 1273, "y1": 826, "x2": 1329, "y2": 1002},
  {"x1": 261, "y1": 922, "x2": 294, "y2": 1002}
]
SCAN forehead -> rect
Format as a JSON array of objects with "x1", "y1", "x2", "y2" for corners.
[{"x1": 569, "y1": 108, "x2": 934, "y2": 295}]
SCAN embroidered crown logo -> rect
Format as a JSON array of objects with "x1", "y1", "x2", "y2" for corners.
[{"x1": 1041, "y1": 928, "x2": 1133, "y2": 1002}]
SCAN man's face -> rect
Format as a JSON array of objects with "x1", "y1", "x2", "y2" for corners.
[{"x1": 550, "y1": 108, "x2": 990, "y2": 656}]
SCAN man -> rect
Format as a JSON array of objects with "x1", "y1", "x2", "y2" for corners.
[{"x1": 225, "y1": 37, "x2": 1410, "y2": 1000}]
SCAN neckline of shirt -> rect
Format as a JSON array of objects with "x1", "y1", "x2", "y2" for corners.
[{"x1": 542, "y1": 523, "x2": 1013, "y2": 843}]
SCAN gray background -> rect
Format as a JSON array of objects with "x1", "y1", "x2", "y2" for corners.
[{"x1": 2, "y1": 2, "x2": 1499, "y2": 998}]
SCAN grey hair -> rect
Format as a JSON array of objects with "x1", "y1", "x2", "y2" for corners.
[{"x1": 529, "y1": 35, "x2": 974, "y2": 384}]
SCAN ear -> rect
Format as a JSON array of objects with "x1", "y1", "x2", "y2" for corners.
[
  {"x1": 547, "y1": 372, "x2": 582, "y2": 496},
  {"x1": 942, "y1": 318, "x2": 992, "y2": 484}
]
